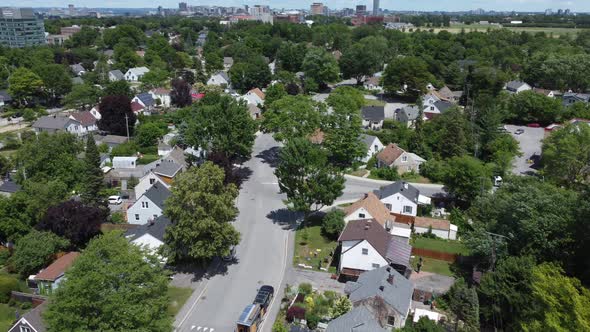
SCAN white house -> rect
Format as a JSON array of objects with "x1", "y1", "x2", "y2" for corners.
[
  {"x1": 422, "y1": 100, "x2": 453, "y2": 118},
  {"x1": 108, "y1": 69, "x2": 125, "y2": 82},
  {"x1": 124, "y1": 215, "x2": 171, "y2": 253},
  {"x1": 360, "y1": 134, "x2": 384, "y2": 163},
  {"x1": 126, "y1": 183, "x2": 170, "y2": 225},
  {"x1": 363, "y1": 76, "x2": 382, "y2": 91},
  {"x1": 361, "y1": 106, "x2": 385, "y2": 130},
  {"x1": 223, "y1": 57, "x2": 234, "y2": 71},
  {"x1": 373, "y1": 182, "x2": 431, "y2": 217},
  {"x1": 125, "y1": 67, "x2": 150, "y2": 82},
  {"x1": 505, "y1": 80, "x2": 532, "y2": 94},
  {"x1": 69, "y1": 111, "x2": 98, "y2": 135},
  {"x1": 32, "y1": 115, "x2": 84, "y2": 136},
  {"x1": 413, "y1": 217, "x2": 458, "y2": 240},
  {"x1": 241, "y1": 88, "x2": 265, "y2": 106},
  {"x1": 134, "y1": 170, "x2": 171, "y2": 200},
  {"x1": 343, "y1": 192, "x2": 396, "y2": 230},
  {"x1": 158, "y1": 141, "x2": 173, "y2": 156},
  {"x1": 207, "y1": 71, "x2": 230, "y2": 86},
  {"x1": 89, "y1": 106, "x2": 101, "y2": 120},
  {"x1": 150, "y1": 88, "x2": 172, "y2": 107},
  {"x1": 113, "y1": 156, "x2": 138, "y2": 169}
]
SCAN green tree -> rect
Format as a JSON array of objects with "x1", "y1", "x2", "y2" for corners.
[
  {"x1": 229, "y1": 57, "x2": 272, "y2": 93},
  {"x1": 443, "y1": 155, "x2": 492, "y2": 205},
  {"x1": 401, "y1": 316, "x2": 445, "y2": 332},
  {"x1": 423, "y1": 107, "x2": 471, "y2": 159},
  {"x1": 508, "y1": 90, "x2": 563, "y2": 125},
  {"x1": 542, "y1": 123, "x2": 590, "y2": 187},
  {"x1": 44, "y1": 232, "x2": 171, "y2": 332},
  {"x1": 63, "y1": 84, "x2": 101, "y2": 110},
  {"x1": 383, "y1": 56, "x2": 435, "y2": 98},
  {"x1": 321, "y1": 210, "x2": 345, "y2": 239},
  {"x1": 275, "y1": 138, "x2": 345, "y2": 219},
  {"x1": 140, "y1": 68, "x2": 170, "y2": 90},
  {"x1": 34, "y1": 64, "x2": 72, "y2": 105},
  {"x1": 262, "y1": 95, "x2": 324, "y2": 142},
  {"x1": 446, "y1": 278, "x2": 479, "y2": 332},
  {"x1": 302, "y1": 47, "x2": 340, "y2": 88},
  {"x1": 80, "y1": 135, "x2": 105, "y2": 208},
  {"x1": 339, "y1": 36, "x2": 388, "y2": 83},
  {"x1": 103, "y1": 80, "x2": 132, "y2": 98},
  {"x1": 164, "y1": 162, "x2": 240, "y2": 263},
  {"x1": 135, "y1": 122, "x2": 165, "y2": 148},
  {"x1": 264, "y1": 83, "x2": 287, "y2": 107},
  {"x1": 8, "y1": 67, "x2": 44, "y2": 107},
  {"x1": 11, "y1": 230, "x2": 69, "y2": 277},
  {"x1": 276, "y1": 42, "x2": 307, "y2": 73}
]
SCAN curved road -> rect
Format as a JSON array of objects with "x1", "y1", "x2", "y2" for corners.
[{"x1": 173, "y1": 134, "x2": 445, "y2": 332}]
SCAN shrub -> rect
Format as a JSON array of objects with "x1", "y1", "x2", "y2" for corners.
[
  {"x1": 272, "y1": 321, "x2": 288, "y2": 332},
  {"x1": 321, "y1": 210, "x2": 345, "y2": 239},
  {"x1": 371, "y1": 167, "x2": 401, "y2": 181},
  {"x1": 420, "y1": 159, "x2": 447, "y2": 183},
  {"x1": 286, "y1": 305, "x2": 306, "y2": 322},
  {"x1": 0, "y1": 248, "x2": 11, "y2": 266},
  {"x1": 0, "y1": 275, "x2": 19, "y2": 303},
  {"x1": 298, "y1": 283, "x2": 313, "y2": 296},
  {"x1": 306, "y1": 312, "x2": 320, "y2": 329},
  {"x1": 110, "y1": 211, "x2": 126, "y2": 224}
]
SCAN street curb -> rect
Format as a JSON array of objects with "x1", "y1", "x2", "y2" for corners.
[{"x1": 344, "y1": 174, "x2": 395, "y2": 185}]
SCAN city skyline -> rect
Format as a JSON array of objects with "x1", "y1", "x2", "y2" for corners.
[{"x1": 3, "y1": 0, "x2": 590, "y2": 12}]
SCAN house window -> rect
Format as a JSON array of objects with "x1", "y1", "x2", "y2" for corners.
[
  {"x1": 402, "y1": 155, "x2": 408, "y2": 162},
  {"x1": 153, "y1": 214, "x2": 158, "y2": 219},
  {"x1": 387, "y1": 316, "x2": 395, "y2": 326},
  {"x1": 403, "y1": 205, "x2": 413, "y2": 214},
  {"x1": 20, "y1": 326, "x2": 32, "y2": 332},
  {"x1": 372, "y1": 263, "x2": 380, "y2": 269},
  {"x1": 374, "y1": 144, "x2": 378, "y2": 151},
  {"x1": 135, "y1": 214, "x2": 139, "y2": 221},
  {"x1": 142, "y1": 201, "x2": 149, "y2": 209},
  {"x1": 362, "y1": 248, "x2": 369, "y2": 255},
  {"x1": 149, "y1": 178, "x2": 155, "y2": 184},
  {"x1": 358, "y1": 213, "x2": 366, "y2": 218},
  {"x1": 385, "y1": 203, "x2": 392, "y2": 211},
  {"x1": 430, "y1": 106, "x2": 434, "y2": 111}
]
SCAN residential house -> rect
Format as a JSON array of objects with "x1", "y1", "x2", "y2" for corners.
[
  {"x1": 132, "y1": 93, "x2": 156, "y2": 114},
  {"x1": 160, "y1": 146, "x2": 190, "y2": 169},
  {"x1": 340, "y1": 266, "x2": 414, "y2": 329},
  {"x1": 394, "y1": 105, "x2": 421, "y2": 128},
  {"x1": 8, "y1": 301, "x2": 48, "y2": 332},
  {"x1": 94, "y1": 134, "x2": 128, "y2": 151},
  {"x1": 343, "y1": 192, "x2": 395, "y2": 230},
  {"x1": 361, "y1": 106, "x2": 385, "y2": 130},
  {"x1": 151, "y1": 161, "x2": 182, "y2": 184},
  {"x1": 373, "y1": 181, "x2": 431, "y2": 217},
  {"x1": 89, "y1": 105, "x2": 101, "y2": 120},
  {"x1": 0, "y1": 178, "x2": 21, "y2": 197},
  {"x1": 207, "y1": 71, "x2": 230, "y2": 86},
  {"x1": 505, "y1": 80, "x2": 532, "y2": 94},
  {"x1": 70, "y1": 111, "x2": 98, "y2": 134},
  {"x1": 533, "y1": 87, "x2": 555, "y2": 98},
  {"x1": 326, "y1": 305, "x2": 388, "y2": 332},
  {"x1": 125, "y1": 67, "x2": 150, "y2": 82},
  {"x1": 422, "y1": 92, "x2": 441, "y2": 107},
  {"x1": 423, "y1": 100, "x2": 453, "y2": 119},
  {"x1": 223, "y1": 57, "x2": 234, "y2": 71},
  {"x1": 413, "y1": 217, "x2": 458, "y2": 240},
  {"x1": 32, "y1": 115, "x2": 83, "y2": 136},
  {"x1": 124, "y1": 215, "x2": 171, "y2": 253},
  {"x1": 134, "y1": 170, "x2": 171, "y2": 199},
  {"x1": 35, "y1": 252, "x2": 80, "y2": 295},
  {"x1": 131, "y1": 101, "x2": 146, "y2": 114},
  {"x1": 108, "y1": 69, "x2": 125, "y2": 82},
  {"x1": 127, "y1": 183, "x2": 170, "y2": 225},
  {"x1": 150, "y1": 88, "x2": 172, "y2": 107},
  {"x1": 563, "y1": 92, "x2": 590, "y2": 107},
  {"x1": 360, "y1": 134, "x2": 384, "y2": 163},
  {"x1": 438, "y1": 86, "x2": 462, "y2": 103},
  {"x1": 70, "y1": 63, "x2": 86, "y2": 76},
  {"x1": 376, "y1": 143, "x2": 425, "y2": 174},
  {"x1": 0, "y1": 90, "x2": 13, "y2": 109},
  {"x1": 248, "y1": 104, "x2": 262, "y2": 120},
  {"x1": 158, "y1": 141, "x2": 173, "y2": 156},
  {"x1": 338, "y1": 219, "x2": 412, "y2": 278},
  {"x1": 364, "y1": 76, "x2": 382, "y2": 91},
  {"x1": 242, "y1": 88, "x2": 265, "y2": 106},
  {"x1": 113, "y1": 156, "x2": 138, "y2": 169}
]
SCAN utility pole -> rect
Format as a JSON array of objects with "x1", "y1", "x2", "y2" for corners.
[{"x1": 125, "y1": 114, "x2": 130, "y2": 142}]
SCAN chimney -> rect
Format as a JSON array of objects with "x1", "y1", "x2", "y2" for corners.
[
  {"x1": 148, "y1": 218, "x2": 155, "y2": 226},
  {"x1": 379, "y1": 285, "x2": 384, "y2": 292},
  {"x1": 387, "y1": 274, "x2": 394, "y2": 285},
  {"x1": 386, "y1": 267, "x2": 391, "y2": 272},
  {"x1": 364, "y1": 193, "x2": 369, "y2": 198}
]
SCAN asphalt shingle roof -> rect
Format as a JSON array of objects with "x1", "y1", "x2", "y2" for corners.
[
  {"x1": 136, "y1": 92, "x2": 155, "y2": 107},
  {"x1": 125, "y1": 215, "x2": 171, "y2": 242},
  {"x1": 326, "y1": 305, "x2": 387, "y2": 332},
  {"x1": 373, "y1": 181, "x2": 420, "y2": 203},
  {"x1": 143, "y1": 183, "x2": 171, "y2": 210},
  {"x1": 0, "y1": 178, "x2": 21, "y2": 193},
  {"x1": 360, "y1": 134, "x2": 378, "y2": 149},
  {"x1": 506, "y1": 80, "x2": 528, "y2": 91},
  {"x1": 9, "y1": 301, "x2": 48, "y2": 332},
  {"x1": 361, "y1": 106, "x2": 385, "y2": 122},
  {"x1": 109, "y1": 70, "x2": 124, "y2": 80},
  {"x1": 433, "y1": 100, "x2": 453, "y2": 113},
  {"x1": 339, "y1": 219, "x2": 391, "y2": 259},
  {"x1": 152, "y1": 161, "x2": 182, "y2": 178},
  {"x1": 33, "y1": 116, "x2": 80, "y2": 130}
]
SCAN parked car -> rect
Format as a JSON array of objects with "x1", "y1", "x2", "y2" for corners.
[
  {"x1": 254, "y1": 285, "x2": 274, "y2": 313},
  {"x1": 515, "y1": 128, "x2": 525, "y2": 135},
  {"x1": 108, "y1": 196, "x2": 122, "y2": 205}
]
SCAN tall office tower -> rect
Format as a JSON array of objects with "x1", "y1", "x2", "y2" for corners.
[
  {"x1": 356, "y1": 5, "x2": 367, "y2": 16},
  {"x1": 310, "y1": 3, "x2": 324, "y2": 16},
  {"x1": 373, "y1": 0, "x2": 380, "y2": 15},
  {"x1": 0, "y1": 8, "x2": 46, "y2": 48},
  {"x1": 179, "y1": 2, "x2": 188, "y2": 12}
]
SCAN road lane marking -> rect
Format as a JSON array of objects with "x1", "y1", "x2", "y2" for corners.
[
  {"x1": 261, "y1": 182, "x2": 278, "y2": 185},
  {"x1": 177, "y1": 281, "x2": 210, "y2": 330},
  {"x1": 259, "y1": 232, "x2": 289, "y2": 331}
]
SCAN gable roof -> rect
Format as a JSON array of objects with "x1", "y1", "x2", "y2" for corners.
[
  {"x1": 131, "y1": 101, "x2": 145, "y2": 113},
  {"x1": 532, "y1": 87, "x2": 554, "y2": 97},
  {"x1": 33, "y1": 116, "x2": 80, "y2": 130},
  {"x1": 326, "y1": 305, "x2": 387, "y2": 332},
  {"x1": 70, "y1": 111, "x2": 97, "y2": 127},
  {"x1": 339, "y1": 219, "x2": 391, "y2": 259},
  {"x1": 213, "y1": 71, "x2": 230, "y2": 82},
  {"x1": 35, "y1": 252, "x2": 80, "y2": 281},
  {"x1": 70, "y1": 63, "x2": 85, "y2": 74},
  {"x1": 373, "y1": 181, "x2": 420, "y2": 203},
  {"x1": 438, "y1": 86, "x2": 455, "y2": 100},
  {"x1": 94, "y1": 134, "x2": 128, "y2": 145},
  {"x1": 345, "y1": 266, "x2": 414, "y2": 316},
  {"x1": 152, "y1": 88, "x2": 171, "y2": 95},
  {"x1": 109, "y1": 69, "x2": 124, "y2": 80},
  {"x1": 506, "y1": 80, "x2": 529, "y2": 91},
  {"x1": 125, "y1": 215, "x2": 171, "y2": 242},
  {"x1": 248, "y1": 88, "x2": 265, "y2": 100},
  {"x1": 136, "y1": 92, "x2": 155, "y2": 106},
  {"x1": 398, "y1": 105, "x2": 420, "y2": 121},
  {"x1": 143, "y1": 183, "x2": 171, "y2": 210},
  {"x1": 361, "y1": 106, "x2": 385, "y2": 122},
  {"x1": 563, "y1": 92, "x2": 590, "y2": 102},
  {"x1": 0, "y1": 178, "x2": 21, "y2": 194},
  {"x1": 343, "y1": 193, "x2": 394, "y2": 227},
  {"x1": 360, "y1": 134, "x2": 379, "y2": 149},
  {"x1": 386, "y1": 236, "x2": 412, "y2": 267},
  {"x1": 376, "y1": 143, "x2": 405, "y2": 166},
  {"x1": 433, "y1": 100, "x2": 453, "y2": 113},
  {"x1": 153, "y1": 161, "x2": 182, "y2": 178},
  {"x1": 9, "y1": 301, "x2": 48, "y2": 332},
  {"x1": 127, "y1": 67, "x2": 150, "y2": 76},
  {"x1": 162, "y1": 146, "x2": 188, "y2": 168}
]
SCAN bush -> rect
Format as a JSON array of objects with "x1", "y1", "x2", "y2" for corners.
[
  {"x1": 0, "y1": 275, "x2": 19, "y2": 303},
  {"x1": 321, "y1": 210, "x2": 345, "y2": 239},
  {"x1": 306, "y1": 312, "x2": 320, "y2": 329},
  {"x1": 0, "y1": 248, "x2": 11, "y2": 266},
  {"x1": 298, "y1": 283, "x2": 313, "y2": 296},
  {"x1": 272, "y1": 321, "x2": 288, "y2": 332},
  {"x1": 110, "y1": 211, "x2": 126, "y2": 224},
  {"x1": 286, "y1": 305, "x2": 306, "y2": 322},
  {"x1": 420, "y1": 159, "x2": 447, "y2": 183},
  {"x1": 366, "y1": 155, "x2": 377, "y2": 170},
  {"x1": 371, "y1": 167, "x2": 401, "y2": 181}
]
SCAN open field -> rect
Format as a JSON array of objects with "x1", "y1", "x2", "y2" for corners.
[{"x1": 425, "y1": 24, "x2": 588, "y2": 37}]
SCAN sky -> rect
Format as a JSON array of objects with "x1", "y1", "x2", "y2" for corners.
[{"x1": 3, "y1": 0, "x2": 590, "y2": 12}]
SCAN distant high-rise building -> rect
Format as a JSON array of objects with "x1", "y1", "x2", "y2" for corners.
[
  {"x1": 564, "y1": 9, "x2": 571, "y2": 15},
  {"x1": 68, "y1": 4, "x2": 75, "y2": 16},
  {"x1": 356, "y1": 5, "x2": 367, "y2": 16},
  {"x1": 373, "y1": 0, "x2": 380, "y2": 15},
  {"x1": 0, "y1": 7, "x2": 46, "y2": 48},
  {"x1": 545, "y1": 8, "x2": 553, "y2": 15},
  {"x1": 310, "y1": 3, "x2": 324, "y2": 16},
  {"x1": 179, "y1": 2, "x2": 188, "y2": 12}
]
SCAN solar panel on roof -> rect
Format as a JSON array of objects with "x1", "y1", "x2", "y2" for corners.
[{"x1": 237, "y1": 304, "x2": 255, "y2": 325}]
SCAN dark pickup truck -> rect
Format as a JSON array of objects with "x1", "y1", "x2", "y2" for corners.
[{"x1": 253, "y1": 285, "x2": 274, "y2": 315}]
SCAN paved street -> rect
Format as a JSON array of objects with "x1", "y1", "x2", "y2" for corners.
[{"x1": 505, "y1": 125, "x2": 544, "y2": 175}]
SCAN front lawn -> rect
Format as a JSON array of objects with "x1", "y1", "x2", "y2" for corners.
[
  {"x1": 412, "y1": 237, "x2": 469, "y2": 255},
  {"x1": 411, "y1": 256, "x2": 453, "y2": 277},
  {"x1": 167, "y1": 286, "x2": 193, "y2": 317},
  {"x1": 364, "y1": 99, "x2": 386, "y2": 107},
  {"x1": 138, "y1": 154, "x2": 160, "y2": 165},
  {"x1": 293, "y1": 218, "x2": 338, "y2": 274}
]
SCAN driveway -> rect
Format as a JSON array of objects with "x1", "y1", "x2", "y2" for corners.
[{"x1": 505, "y1": 125, "x2": 544, "y2": 175}]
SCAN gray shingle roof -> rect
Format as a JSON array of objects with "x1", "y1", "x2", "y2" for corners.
[
  {"x1": 70, "y1": 63, "x2": 85, "y2": 74},
  {"x1": 360, "y1": 134, "x2": 378, "y2": 149},
  {"x1": 109, "y1": 70, "x2": 124, "y2": 80},
  {"x1": 144, "y1": 183, "x2": 171, "y2": 210},
  {"x1": 9, "y1": 301, "x2": 47, "y2": 332},
  {"x1": 326, "y1": 305, "x2": 387, "y2": 332},
  {"x1": 136, "y1": 92, "x2": 155, "y2": 107},
  {"x1": 33, "y1": 116, "x2": 80, "y2": 130},
  {"x1": 125, "y1": 215, "x2": 171, "y2": 242},
  {"x1": 397, "y1": 105, "x2": 420, "y2": 122},
  {"x1": 153, "y1": 161, "x2": 182, "y2": 178},
  {"x1": 345, "y1": 266, "x2": 414, "y2": 317},
  {"x1": 373, "y1": 181, "x2": 420, "y2": 203},
  {"x1": 563, "y1": 92, "x2": 590, "y2": 102},
  {"x1": 506, "y1": 80, "x2": 528, "y2": 91},
  {"x1": 0, "y1": 178, "x2": 21, "y2": 193},
  {"x1": 361, "y1": 106, "x2": 385, "y2": 122},
  {"x1": 433, "y1": 100, "x2": 453, "y2": 113},
  {"x1": 386, "y1": 236, "x2": 412, "y2": 268},
  {"x1": 214, "y1": 71, "x2": 230, "y2": 82},
  {"x1": 339, "y1": 219, "x2": 391, "y2": 259}
]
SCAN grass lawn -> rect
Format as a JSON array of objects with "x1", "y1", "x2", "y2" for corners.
[
  {"x1": 138, "y1": 154, "x2": 159, "y2": 165},
  {"x1": 348, "y1": 169, "x2": 368, "y2": 177},
  {"x1": 294, "y1": 220, "x2": 338, "y2": 273},
  {"x1": 411, "y1": 256, "x2": 453, "y2": 277},
  {"x1": 412, "y1": 237, "x2": 469, "y2": 255},
  {"x1": 364, "y1": 99, "x2": 386, "y2": 107},
  {"x1": 425, "y1": 25, "x2": 587, "y2": 37},
  {"x1": 401, "y1": 173, "x2": 432, "y2": 184},
  {"x1": 0, "y1": 303, "x2": 23, "y2": 331},
  {"x1": 167, "y1": 286, "x2": 193, "y2": 317}
]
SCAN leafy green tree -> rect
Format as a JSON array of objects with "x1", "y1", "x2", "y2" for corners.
[
  {"x1": 275, "y1": 138, "x2": 345, "y2": 219},
  {"x1": 164, "y1": 162, "x2": 240, "y2": 263},
  {"x1": 400, "y1": 316, "x2": 445, "y2": 332},
  {"x1": 339, "y1": 36, "x2": 388, "y2": 83},
  {"x1": 262, "y1": 95, "x2": 324, "y2": 142},
  {"x1": 276, "y1": 41, "x2": 307, "y2": 73},
  {"x1": 80, "y1": 135, "x2": 105, "y2": 207},
  {"x1": 63, "y1": 84, "x2": 101, "y2": 110},
  {"x1": 204, "y1": 52, "x2": 223, "y2": 73},
  {"x1": 71, "y1": 26, "x2": 100, "y2": 48},
  {"x1": 229, "y1": 57, "x2": 272, "y2": 93},
  {"x1": 265, "y1": 83, "x2": 287, "y2": 107},
  {"x1": 383, "y1": 56, "x2": 434, "y2": 97},
  {"x1": 11, "y1": 230, "x2": 69, "y2": 277},
  {"x1": 103, "y1": 80, "x2": 132, "y2": 98},
  {"x1": 446, "y1": 278, "x2": 479, "y2": 332},
  {"x1": 0, "y1": 154, "x2": 10, "y2": 177},
  {"x1": 103, "y1": 24, "x2": 144, "y2": 48},
  {"x1": 443, "y1": 155, "x2": 492, "y2": 205},
  {"x1": 508, "y1": 90, "x2": 563, "y2": 125},
  {"x1": 423, "y1": 108, "x2": 471, "y2": 159},
  {"x1": 113, "y1": 44, "x2": 142, "y2": 72},
  {"x1": 302, "y1": 47, "x2": 340, "y2": 88},
  {"x1": 44, "y1": 231, "x2": 171, "y2": 332},
  {"x1": 34, "y1": 64, "x2": 72, "y2": 105},
  {"x1": 542, "y1": 123, "x2": 590, "y2": 187},
  {"x1": 321, "y1": 210, "x2": 345, "y2": 239},
  {"x1": 140, "y1": 68, "x2": 170, "y2": 90},
  {"x1": 8, "y1": 67, "x2": 44, "y2": 107},
  {"x1": 135, "y1": 122, "x2": 165, "y2": 148}
]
